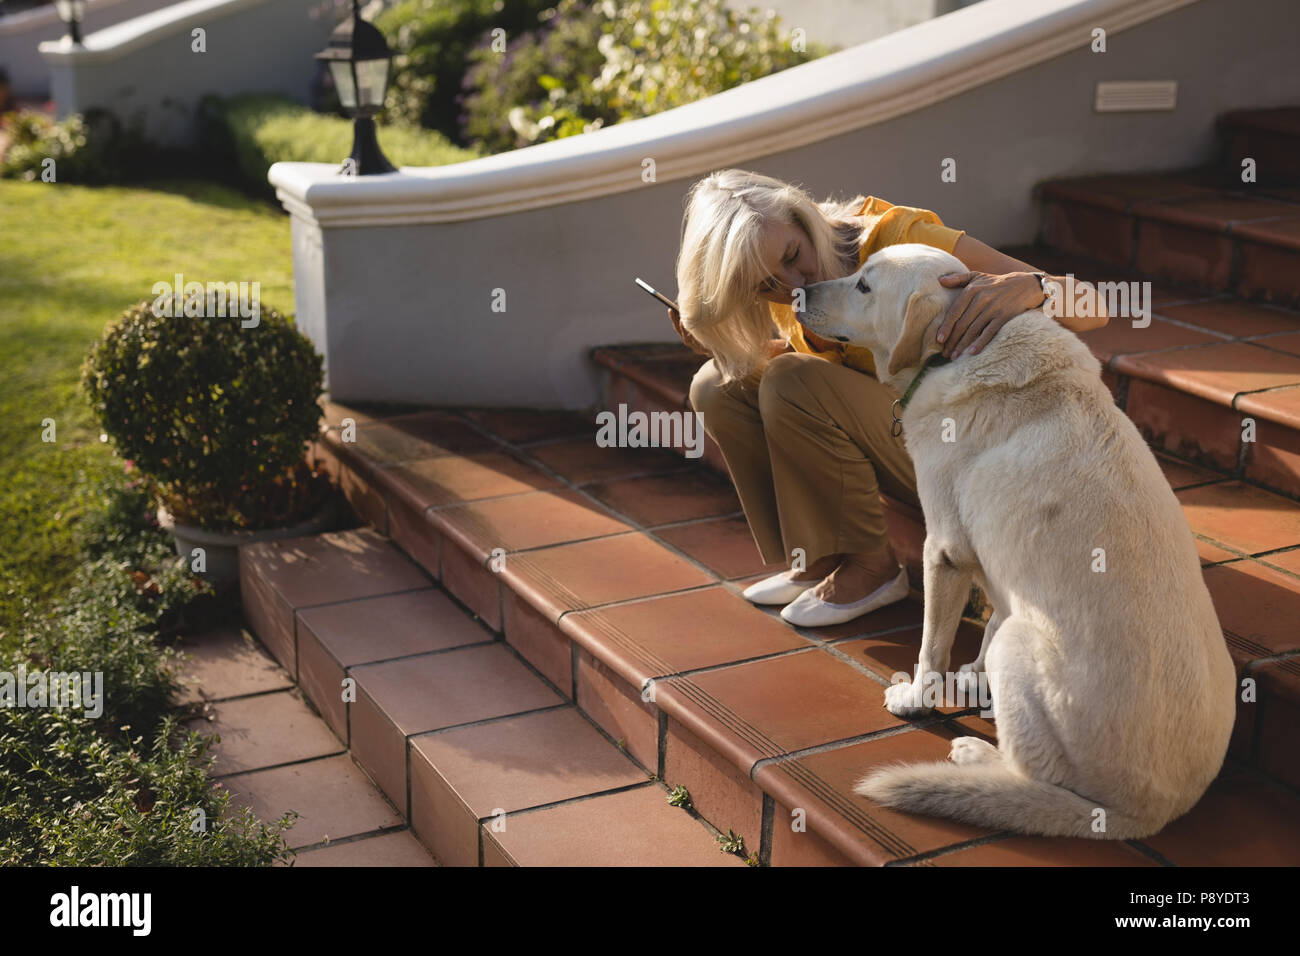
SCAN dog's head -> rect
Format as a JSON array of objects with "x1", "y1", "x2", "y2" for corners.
[{"x1": 795, "y1": 244, "x2": 964, "y2": 382}]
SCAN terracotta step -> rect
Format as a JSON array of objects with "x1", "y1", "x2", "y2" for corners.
[
  {"x1": 175, "y1": 624, "x2": 439, "y2": 865},
  {"x1": 266, "y1": 402, "x2": 1300, "y2": 864},
  {"x1": 238, "y1": 527, "x2": 748, "y2": 866},
  {"x1": 997, "y1": 244, "x2": 1300, "y2": 499},
  {"x1": 588, "y1": 343, "x2": 730, "y2": 475},
  {"x1": 1218, "y1": 106, "x2": 1300, "y2": 187},
  {"x1": 1037, "y1": 167, "x2": 1300, "y2": 306},
  {"x1": 413, "y1": 711, "x2": 746, "y2": 867}
]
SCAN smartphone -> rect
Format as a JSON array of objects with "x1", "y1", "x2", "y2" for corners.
[{"x1": 635, "y1": 277, "x2": 680, "y2": 312}]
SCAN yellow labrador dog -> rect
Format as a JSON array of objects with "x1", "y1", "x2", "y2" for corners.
[{"x1": 795, "y1": 243, "x2": 1235, "y2": 839}]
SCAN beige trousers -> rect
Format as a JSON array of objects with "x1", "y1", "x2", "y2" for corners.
[{"x1": 689, "y1": 351, "x2": 920, "y2": 568}]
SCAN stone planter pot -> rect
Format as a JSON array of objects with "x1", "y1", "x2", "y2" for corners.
[{"x1": 156, "y1": 499, "x2": 338, "y2": 584}]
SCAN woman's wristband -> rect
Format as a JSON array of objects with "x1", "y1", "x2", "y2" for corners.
[{"x1": 1029, "y1": 271, "x2": 1052, "y2": 306}]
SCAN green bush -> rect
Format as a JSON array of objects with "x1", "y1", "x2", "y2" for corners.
[
  {"x1": 81, "y1": 290, "x2": 328, "y2": 531},
  {"x1": 199, "y1": 93, "x2": 478, "y2": 193},
  {"x1": 1, "y1": 707, "x2": 298, "y2": 866},
  {"x1": 376, "y1": 0, "x2": 557, "y2": 136},
  {"x1": 0, "y1": 474, "x2": 297, "y2": 866},
  {"x1": 459, "y1": 0, "x2": 610, "y2": 151},
  {"x1": 460, "y1": 0, "x2": 832, "y2": 153},
  {"x1": 0, "y1": 107, "x2": 149, "y2": 184}
]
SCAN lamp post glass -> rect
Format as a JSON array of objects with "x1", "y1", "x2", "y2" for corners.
[
  {"x1": 55, "y1": 0, "x2": 86, "y2": 44},
  {"x1": 329, "y1": 61, "x2": 357, "y2": 112},
  {"x1": 315, "y1": 1, "x2": 397, "y2": 174},
  {"x1": 327, "y1": 59, "x2": 392, "y2": 112}
]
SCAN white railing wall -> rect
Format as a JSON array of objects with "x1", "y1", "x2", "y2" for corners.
[
  {"x1": 39, "y1": 0, "x2": 339, "y2": 145},
  {"x1": 283, "y1": 0, "x2": 1300, "y2": 408},
  {"x1": 1, "y1": 0, "x2": 177, "y2": 100}
]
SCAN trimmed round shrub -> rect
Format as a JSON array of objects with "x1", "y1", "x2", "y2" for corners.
[{"x1": 81, "y1": 290, "x2": 327, "y2": 531}]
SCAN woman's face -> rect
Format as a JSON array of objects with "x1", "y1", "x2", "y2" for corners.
[{"x1": 755, "y1": 219, "x2": 824, "y2": 305}]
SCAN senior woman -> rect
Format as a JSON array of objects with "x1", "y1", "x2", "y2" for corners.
[{"x1": 669, "y1": 169, "x2": 1108, "y2": 627}]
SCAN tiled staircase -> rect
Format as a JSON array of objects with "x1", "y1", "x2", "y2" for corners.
[
  {"x1": 239, "y1": 524, "x2": 744, "y2": 866},
  {"x1": 236, "y1": 106, "x2": 1300, "y2": 866}
]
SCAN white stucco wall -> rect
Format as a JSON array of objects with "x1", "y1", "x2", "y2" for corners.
[
  {"x1": 272, "y1": 0, "x2": 1298, "y2": 409},
  {"x1": 727, "y1": 0, "x2": 986, "y2": 50},
  {"x1": 40, "y1": 0, "x2": 338, "y2": 145},
  {"x1": 0, "y1": 0, "x2": 179, "y2": 99}
]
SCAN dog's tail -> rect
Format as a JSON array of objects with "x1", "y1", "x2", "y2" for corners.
[{"x1": 854, "y1": 760, "x2": 1152, "y2": 840}]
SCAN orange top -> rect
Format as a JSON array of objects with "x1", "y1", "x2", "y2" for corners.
[{"x1": 767, "y1": 196, "x2": 965, "y2": 375}]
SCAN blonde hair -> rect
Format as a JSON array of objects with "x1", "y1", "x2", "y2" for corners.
[{"x1": 675, "y1": 169, "x2": 867, "y2": 384}]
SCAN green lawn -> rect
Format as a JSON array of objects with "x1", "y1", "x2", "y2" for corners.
[{"x1": 0, "y1": 179, "x2": 294, "y2": 644}]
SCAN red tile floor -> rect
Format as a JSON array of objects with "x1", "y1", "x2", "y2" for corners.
[
  {"x1": 209, "y1": 392, "x2": 1300, "y2": 866},
  {"x1": 175, "y1": 625, "x2": 439, "y2": 866}
]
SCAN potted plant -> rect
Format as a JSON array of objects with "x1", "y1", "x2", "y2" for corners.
[{"x1": 81, "y1": 288, "x2": 336, "y2": 583}]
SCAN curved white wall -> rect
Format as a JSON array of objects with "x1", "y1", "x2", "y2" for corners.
[
  {"x1": 1, "y1": 0, "x2": 177, "y2": 99},
  {"x1": 39, "y1": 0, "x2": 336, "y2": 144},
  {"x1": 284, "y1": 0, "x2": 1298, "y2": 408}
]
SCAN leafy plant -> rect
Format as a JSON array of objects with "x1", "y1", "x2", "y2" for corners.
[
  {"x1": 81, "y1": 290, "x2": 329, "y2": 531},
  {"x1": 376, "y1": 0, "x2": 557, "y2": 135},
  {"x1": 667, "y1": 784, "x2": 691, "y2": 808},
  {"x1": 458, "y1": 0, "x2": 609, "y2": 152},
  {"x1": 716, "y1": 827, "x2": 745, "y2": 854},
  {"x1": 0, "y1": 107, "x2": 152, "y2": 184},
  {"x1": 0, "y1": 472, "x2": 296, "y2": 865},
  {"x1": 0, "y1": 708, "x2": 298, "y2": 866},
  {"x1": 459, "y1": 0, "x2": 831, "y2": 153}
]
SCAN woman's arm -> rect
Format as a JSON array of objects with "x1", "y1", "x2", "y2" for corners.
[{"x1": 935, "y1": 235, "x2": 1109, "y2": 358}]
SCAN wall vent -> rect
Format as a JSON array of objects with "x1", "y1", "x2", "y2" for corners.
[{"x1": 1095, "y1": 81, "x2": 1178, "y2": 112}]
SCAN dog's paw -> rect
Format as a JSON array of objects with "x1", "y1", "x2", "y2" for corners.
[
  {"x1": 949, "y1": 735, "x2": 1000, "y2": 766},
  {"x1": 884, "y1": 679, "x2": 931, "y2": 717}
]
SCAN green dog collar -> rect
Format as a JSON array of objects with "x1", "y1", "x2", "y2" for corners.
[{"x1": 890, "y1": 353, "x2": 951, "y2": 437}]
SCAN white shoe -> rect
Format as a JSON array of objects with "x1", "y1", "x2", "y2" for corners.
[
  {"x1": 742, "y1": 570, "x2": 816, "y2": 605},
  {"x1": 779, "y1": 567, "x2": 909, "y2": 627}
]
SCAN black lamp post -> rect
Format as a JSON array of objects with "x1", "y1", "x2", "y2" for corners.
[
  {"x1": 315, "y1": 0, "x2": 397, "y2": 175},
  {"x1": 54, "y1": 0, "x2": 86, "y2": 45}
]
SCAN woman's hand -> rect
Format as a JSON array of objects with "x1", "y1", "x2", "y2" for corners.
[
  {"x1": 668, "y1": 307, "x2": 712, "y2": 358},
  {"x1": 935, "y1": 271, "x2": 1043, "y2": 358},
  {"x1": 768, "y1": 337, "x2": 793, "y2": 357}
]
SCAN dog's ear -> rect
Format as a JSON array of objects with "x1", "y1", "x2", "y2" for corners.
[{"x1": 887, "y1": 291, "x2": 946, "y2": 377}]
